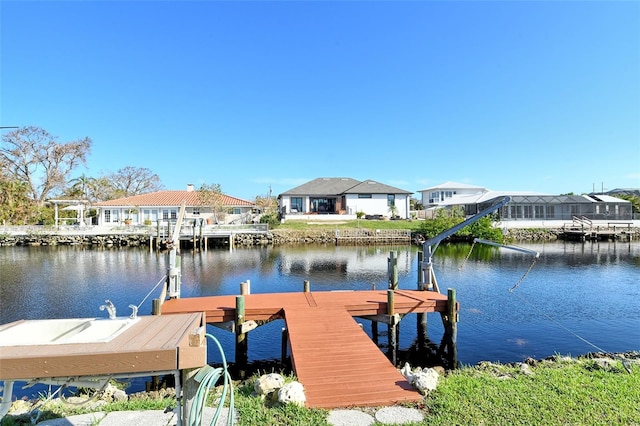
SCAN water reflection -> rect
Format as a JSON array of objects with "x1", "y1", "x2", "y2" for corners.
[{"x1": 1, "y1": 241, "x2": 638, "y2": 370}]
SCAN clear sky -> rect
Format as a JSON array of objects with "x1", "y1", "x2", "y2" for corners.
[{"x1": 2, "y1": 0, "x2": 639, "y2": 202}]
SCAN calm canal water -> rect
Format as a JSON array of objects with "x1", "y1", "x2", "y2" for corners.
[{"x1": 1, "y1": 240, "x2": 638, "y2": 397}]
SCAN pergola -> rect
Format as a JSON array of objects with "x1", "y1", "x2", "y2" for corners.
[{"x1": 48, "y1": 199, "x2": 90, "y2": 227}]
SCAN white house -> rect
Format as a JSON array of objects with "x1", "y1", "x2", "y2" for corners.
[
  {"x1": 417, "y1": 181, "x2": 489, "y2": 208},
  {"x1": 92, "y1": 184, "x2": 256, "y2": 226},
  {"x1": 278, "y1": 177, "x2": 413, "y2": 221}
]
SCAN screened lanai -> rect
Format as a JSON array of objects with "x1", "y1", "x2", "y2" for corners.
[{"x1": 474, "y1": 194, "x2": 632, "y2": 222}]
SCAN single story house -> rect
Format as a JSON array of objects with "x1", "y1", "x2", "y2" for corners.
[
  {"x1": 92, "y1": 184, "x2": 256, "y2": 226},
  {"x1": 278, "y1": 178, "x2": 413, "y2": 221},
  {"x1": 417, "y1": 182, "x2": 633, "y2": 222}
]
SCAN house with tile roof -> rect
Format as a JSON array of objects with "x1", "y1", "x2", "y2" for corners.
[
  {"x1": 278, "y1": 177, "x2": 413, "y2": 221},
  {"x1": 92, "y1": 184, "x2": 256, "y2": 226}
]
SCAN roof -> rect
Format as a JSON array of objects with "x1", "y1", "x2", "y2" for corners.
[
  {"x1": 458, "y1": 193, "x2": 631, "y2": 206},
  {"x1": 280, "y1": 178, "x2": 362, "y2": 196},
  {"x1": 343, "y1": 180, "x2": 412, "y2": 195},
  {"x1": 418, "y1": 181, "x2": 487, "y2": 192},
  {"x1": 93, "y1": 190, "x2": 255, "y2": 207},
  {"x1": 279, "y1": 177, "x2": 412, "y2": 196},
  {"x1": 585, "y1": 194, "x2": 631, "y2": 203}
]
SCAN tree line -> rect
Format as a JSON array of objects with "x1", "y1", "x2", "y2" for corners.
[{"x1": 1, "y1": 126, "x2": 164, "y2": 225}]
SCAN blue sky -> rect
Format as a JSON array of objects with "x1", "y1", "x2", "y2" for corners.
[{"x1": 2, "y1": 1, "x2": 639, "y2": 201}]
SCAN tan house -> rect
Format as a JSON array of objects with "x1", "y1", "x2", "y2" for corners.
[{"x1": 93, "y1": 184, "x2": 256, "y2": 226}]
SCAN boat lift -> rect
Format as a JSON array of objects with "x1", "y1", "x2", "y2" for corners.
[
  {"x1": 419, "y1": 196, "x2": 512, "y2": 293},
  {"x1": 167, "y1": 201, "x2": 187, "y2": 299}
]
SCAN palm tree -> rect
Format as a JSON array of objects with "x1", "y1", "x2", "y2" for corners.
[{"x1": 68, "y1": 174, "x2": 96, "y2": 201}]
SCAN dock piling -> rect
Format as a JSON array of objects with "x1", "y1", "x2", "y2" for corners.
[
  {"x1": 281, "y1": 327, "x2": 289, "y2": 365},
  {"x1": 416, "y1": 251, "x2": 428, "y2": 338},
  {"x1": 387, "y1": 289, "x2": 398, "y2": 365},
  {"x1": 440, "y1": 288, "x2": 459, "y2": 368},
  {"x1": 235, "y1": 295, "x2": 248, "y2": 379},
  {"x1": 388, "y1": 251, "x2": 398, "y2": 289}
]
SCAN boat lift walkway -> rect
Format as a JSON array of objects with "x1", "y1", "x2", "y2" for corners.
[{"x1": 161, "y1": 289, "x2": 454, "y2": 409}]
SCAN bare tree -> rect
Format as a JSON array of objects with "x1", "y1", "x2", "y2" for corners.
[
  {"x1": 105, "y1": 166, "x2": 164, "y2": 198},
  {"x1": 198, "y1": 183, "x2": 225, "y2": 224},
  {"x1": 1, "y1": 126, "x2": 91, "y2": 205}
]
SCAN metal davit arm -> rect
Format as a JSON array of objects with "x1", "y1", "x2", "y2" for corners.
[
  {"x1": 473, "y1": 238, "x2": 540, "y2": 258},
  {"x1": 419, "y1": 196, "x2": 511, "y2": 293}
]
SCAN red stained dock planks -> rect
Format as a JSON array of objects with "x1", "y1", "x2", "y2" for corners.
[{"x1": 162, "y1": 289, "x2": 450, "y2": 408}]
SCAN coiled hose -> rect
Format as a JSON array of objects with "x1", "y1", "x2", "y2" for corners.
[{"x1": 188, "y1": 333, "x2": 235, "y2": 426}]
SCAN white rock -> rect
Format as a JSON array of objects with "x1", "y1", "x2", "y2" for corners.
[
  {"x1": 101, "y1": 384, "x2": 128, "y2": 402},
  {"x1": 277, "y1": 381, "x2": 306, "y2": 406},
  {"x1": 400, "y1": 362, "x2": 414, "y2": 382},
  {"x1": 411, "y1": 368, "x2": 439, "y2": 395},
  {"x1": 254, "y1": 373, "x2": 285, "y2": 396}
]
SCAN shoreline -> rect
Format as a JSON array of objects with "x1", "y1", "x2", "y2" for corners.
[{"x1": 1, "y1": 226, "x2": 638, "y2": 247}]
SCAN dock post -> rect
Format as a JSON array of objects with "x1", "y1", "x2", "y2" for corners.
[
  {"x1": 181, "y1": 368, "x2": 199, "y2": 426},
  {"x1": 387, "y1": 289, "x2": 398, "y2": 365},
  {"x1": 372, "y1": 321, "x2": 379, "y2": 345},
  {"x1": 388, "y1": 251, "x2": 398, "y2": 289},
  {"x1": 152, "y1": 299, "x2": 161, "y2": 315},
  {"x1": 235, "y1": 295, "x2": 248, "y2": 379},
  {"x1": 416, "y1": 251, "x2": 427, "y2": 336},
  {"x1": 445, "y1": 288, "x2": 458, "y2": 368},
  {"x1": 240, "y1": 281, "x2": 250, "y2": 295},
  {"x1": 156, "y1": 220, "x2": 161, "y2": 250},
  {"x1": 199, "y1": 219, "x2": 204, "y2": 251},
  {"x1": 192, "y1": 221, "x2": 197, "y2": 249},
  {"x1": 303, "y1": 280, "x2": 310, "y2": 292},
  {"x1": 281, "y1": 327, "x2": 289, "y2": 366}
]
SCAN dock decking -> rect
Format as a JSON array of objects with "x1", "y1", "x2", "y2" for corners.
[{"x1": 161, "y1": 289, "x2": 453, "y2": 408}]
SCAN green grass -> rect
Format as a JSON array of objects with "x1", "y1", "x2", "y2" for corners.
[
  {"x1": 3, "y1": 358, "x2": 638, "y2": 425},
  {"x1": 425, "y1": 358, "x2": 640, "y2": 426}
]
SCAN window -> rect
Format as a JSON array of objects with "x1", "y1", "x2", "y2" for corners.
[
  {"x1": 143, "y1": 209, "x2": 158, "y2": 223},
  {"x1": 387, "y1": 194, "x2": 395, "y2": 207},
  {"x1": 105, "y1": 210, "x2": 111, "y2": 223},
  {"x1": 162, "y1": 209, "x2": 177, "y2": 220},
  {"x1": 358, "y1": 194, "x2": 372, "y2": 198},
  {"x1": 546, "y1": 206, "x2": 555, "y2": 218},
  {"x1": 290, "y1": 197, "x2": 303, "y2": 213},
  {"x1": 232, "y1": 208, "x2": 241, "y2": 214},
  {"x1": 429, "y1": 192, "x2": 439, "y2": 204},
  {"x1": 523, "y1": 206, "x2": 533, "y2": 219},
  {"x1": 310, "y1": 198, "x2": 335, "y2": 213},
  {"x1": 534, "y1": 206, "x2": 544, "y2": 218}
]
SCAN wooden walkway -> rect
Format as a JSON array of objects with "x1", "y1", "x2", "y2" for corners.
[{"x1": 162, "y1": 289, "x2": 452, "y2": 409}]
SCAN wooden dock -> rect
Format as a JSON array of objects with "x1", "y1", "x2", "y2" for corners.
[
  {"x1": 161, "y1": 289, "x2": 454, "y2": 409},
  {"x1": 560, "y1": 225, "x2": 634, "y2": 242}
]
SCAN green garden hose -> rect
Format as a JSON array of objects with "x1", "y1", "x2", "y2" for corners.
[{"x1": 188, "y1": 333, "x2": 235, "y2": 426}]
